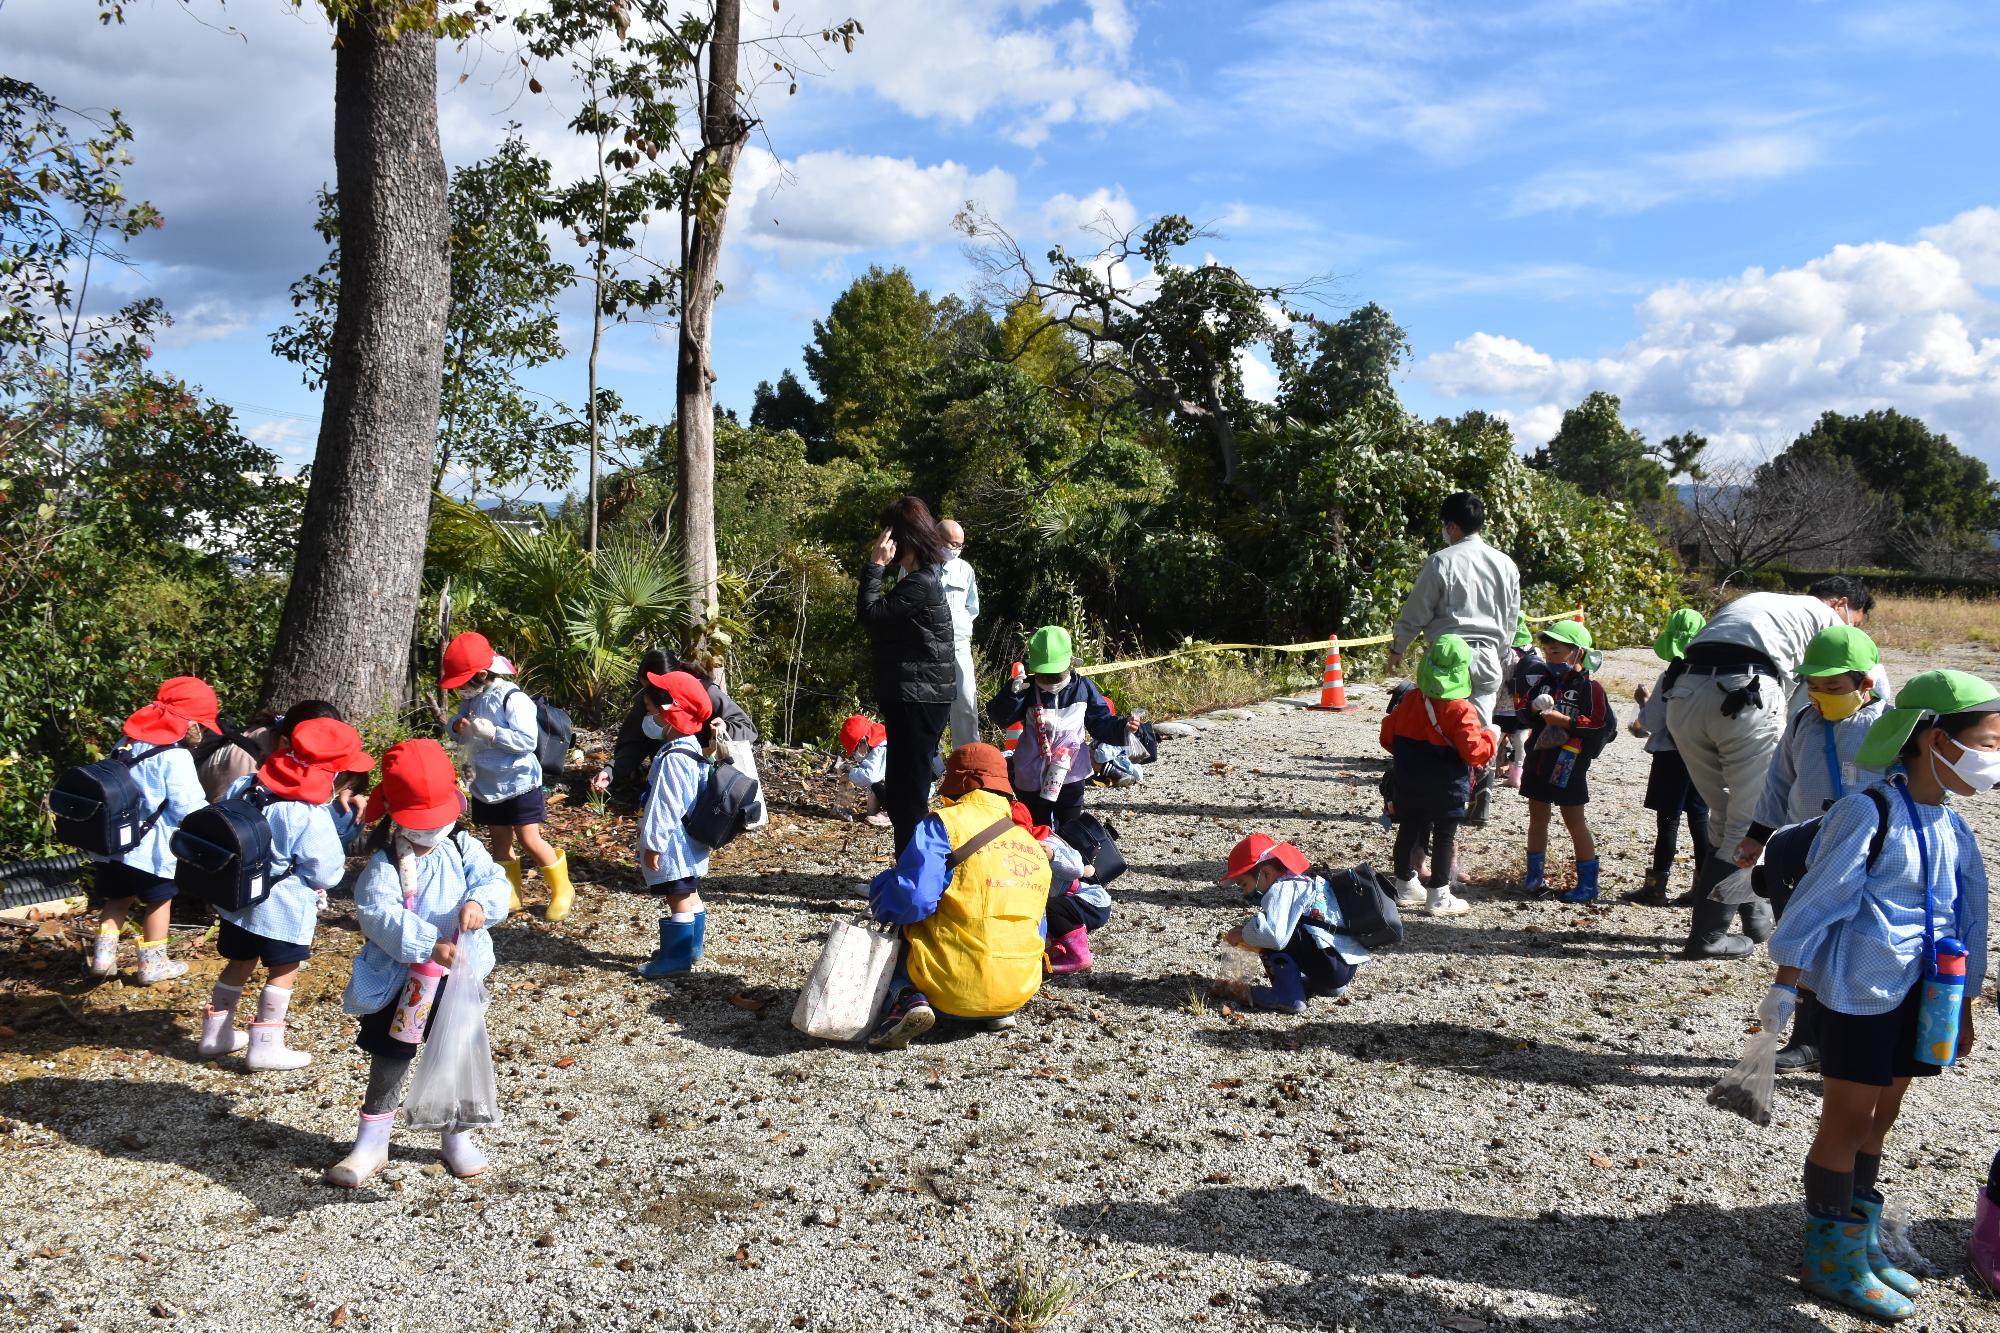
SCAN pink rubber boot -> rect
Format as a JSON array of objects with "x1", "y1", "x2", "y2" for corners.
[
  {"x1": 1971, "y1": 1190, "x2": 2000, "y2": 1296},
  {"x1": 1045, "y1": 925, "x2": 1093, "y2": 975}
]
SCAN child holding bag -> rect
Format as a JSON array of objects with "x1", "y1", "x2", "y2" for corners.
[
  {"x1": 1514, "y1": 620, "x2": 1612, "y2": 903},
  {"x1": 985, "y1": 625, "x2": 1135, "y2": 828},
  {"x1": 1215, "y1": 835, "x2": 1372, "y2": 1014},
  {"x1": 636, "y1": 670, "x2": 715, "y2": 979},
  {"x1": 199, "y1": 718, "x2": 375, "y2": 1070},
  {"x1": 1761, "y1": 670, "x2": 1995, "y2": 1321},
  {"x1": 324, "y1": 740, "x2": 511, "y2": 1188}
]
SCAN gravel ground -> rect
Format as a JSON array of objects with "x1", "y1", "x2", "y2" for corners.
[{"x1": 4, "y1": 644, "x2": 2000, "y2": 1332}]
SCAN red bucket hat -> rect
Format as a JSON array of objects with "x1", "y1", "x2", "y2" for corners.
[
  {"x1": 360, "y1": 739, "x2": 463, "y2": 831},
  {"x1": 439, "y1": 631, "x2": 496, "y2": 690},
  {"x1": 645, "y1": 670, "x2": 713, "y2": 736},
  {"x1": 259, "y1": 718, "x2": 375, "y2": 805},
  {"x1": 122, "y1": 676, "x2": 221, "y2": 745},
  {"x1": 839, "y1": 714, "x2": 887, "y2": 757}
]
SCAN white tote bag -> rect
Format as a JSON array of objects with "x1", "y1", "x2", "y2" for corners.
[{"x1": 791, "y1": 916, "x2": 902, "y2": 1042}]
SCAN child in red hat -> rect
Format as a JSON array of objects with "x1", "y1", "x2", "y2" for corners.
[
  {"x1": 441, "y1": 630, "x2": 575, "y2": 922},
  {"x1": 637, "y1": 671, "x2": 716, "y2": 979},
  {"x1": 840, "y1": 714, "x2": 893, "y2": 827},
  {"x1": 1216, "y1": 835, "x2": 1373, "y2": 1014},
  {"x1": 87, "y1": 677, "x2": 222, "y2": 985},
  {"x1": 324, "y1": 739, "x2": 512, "y2": 1189},
  {"x1": 199, "y1": 719, "x2": 376, "y2": 1070}
]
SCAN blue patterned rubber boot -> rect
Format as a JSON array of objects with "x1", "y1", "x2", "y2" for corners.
[
  {"x1": 1523, "y1": 851, "x2": 1548, "y2": 895},
  {"x1": 1249, "y1": 952, "x2": 1307, "y2": 1015},
  {"x1": 1560, "y1": 858, "x2": 1602, "y2": 904},
  {"x1": 1852, "y1": 1190, "x2": 1922, "y2": 1298},
  {"x1": 1800, "y1": 1213, "x2": 1916, "y2": 1321},
  {"x1": 638, "y1": 913, "x2": 705, "y2": 979}
]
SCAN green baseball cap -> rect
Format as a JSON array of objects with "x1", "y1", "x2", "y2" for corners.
[
  {"x1": 1653, "y1": 608, "x2": 1706, "y2": 663},
  {"x1": 1537, "y1": 619, "x2": 1593, "y2": 653},
  {"x1": 1800, "y1": 625, "x2": 1880, "y2": 679},
  {"x1": 1026, "y1": 625, "x2": 1074, "y2": 676},
  {"x1": 1513, "y1": 615, "x2": 1532, "y2": 649},
  {"x1": 1855, "y1": 669, "x2": 2000, "y2": 769},
  {"x1": 1418, "y1": 633, "x2": 1474, "y2": 701}
]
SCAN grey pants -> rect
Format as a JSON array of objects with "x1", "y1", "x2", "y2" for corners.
[
  {"x1": 1465, "y1": 638, "x2": 1505, "y2": 728},
  {"x1": 948, "y1": 644, "x2": 982, "y2": 752},
  {"x1": 1664, "y1": 672, "x2": 1787, "y2": 853}
]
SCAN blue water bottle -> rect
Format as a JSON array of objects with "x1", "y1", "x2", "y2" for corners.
[{"x1": 1914, "y1": 936, "x2": 1967, "y2": 1067}]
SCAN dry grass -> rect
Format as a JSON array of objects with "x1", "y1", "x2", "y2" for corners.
[
  {"x1": 1087, "y1": 648, "x2": 1315, "y2": 719},
  {"x1": 1865, "y1": 593, "x2": 2000, "y2": 655}
]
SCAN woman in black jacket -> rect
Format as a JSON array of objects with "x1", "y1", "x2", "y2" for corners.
[{"x1": 856, "y1": 496, "x2": 957, "y2": 852}]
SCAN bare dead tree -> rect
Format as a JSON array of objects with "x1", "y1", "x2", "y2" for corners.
[{"x1": 1681, "y1": 453, "x2": 1890, "y2": 574}]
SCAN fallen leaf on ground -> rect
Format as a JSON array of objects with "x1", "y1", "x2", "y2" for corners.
[
  {"x1": 1588, "y1": 1153, "x2": 1613, "y2": 1169},
  {"x1": 555, "y1": 1057, "x2": 576, "y2": 1068},
  {"x1": 726, "y1": 993, "x2": 770, "y2": 1011}
]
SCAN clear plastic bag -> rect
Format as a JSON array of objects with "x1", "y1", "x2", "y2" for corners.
[
  {"x1": 1706, "y1": 1027, "x2": 1778, "y2": 1126},
  {"x1": 402, "y1": 970, "x2": 503, "y2": 1131},
  {"x1": 1709, "y1": 867, "x2": 1758, "y2": 906}
]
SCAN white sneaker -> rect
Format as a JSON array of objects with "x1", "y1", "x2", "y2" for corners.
[
  {"x1": 245, "y1": 1021, "x2": 311, "y2": 1071},
  {"x1": 1426, "y1": 887, "x2": 1471, "y2": 918},
  {"x1": 1393, "y1": 876, "x2": 1424, "y2": 908}
]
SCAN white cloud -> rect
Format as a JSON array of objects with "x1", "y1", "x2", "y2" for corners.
[
  {"x1": 1510, "y1": 131, "x2": 1821, "y2": 215},
  {"x1": 733, "y1": 149, "x2": 1016, "y2": 257},
  {"x1": 1237, "y1": 347, "x2": 1280, "y2": 403},
  {"x1": 1415, "y1": 206, "x2": 2000, "y2": 460},
  {"x1": 1040, "y1": 186, "x2": 1138, "y2": 238}
]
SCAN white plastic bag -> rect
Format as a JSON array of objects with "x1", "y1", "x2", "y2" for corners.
[
  {"x1": 1709, "y1": 866, "x2": 1758, "y2": 906},
  {"x1": 402, "y1": 970, "x2": 503, "y2": 1131},
  {"x1": 792, "y1": 916, "x2": 901, "y2": 1042},
  {"x1": 1706, "y1": 1027, "x2": 1778, "y2": 1127}
]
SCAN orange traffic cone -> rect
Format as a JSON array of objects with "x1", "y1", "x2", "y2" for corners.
[
  {"x1": 1573, "y1": 602, "x2": 1586, "y2": 624},
  {"x1": 1001, "y1": 662, "x2": 1026, "y2": 755},
  {"x1": 1310, "y1": 638, "x2": 1351, "y2": 712}
]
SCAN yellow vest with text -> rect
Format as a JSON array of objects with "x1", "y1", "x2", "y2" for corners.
[{"x1": 905, "y1": 790, "x2": 1050, "y2": 1019}]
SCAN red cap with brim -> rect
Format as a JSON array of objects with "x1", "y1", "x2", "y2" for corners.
[
  {"x1": 360, "y1": 738, "x2": 463, "y2": 831},
  {"x1": 839, "y1": 714, "x2": 887, "y2": 757},
  {"x1": 440, "y1": 631, "x2": 496, "y2": 690},
  {"x1": 645, "y1": 670, "x2": 714, "y2": 736},
  {"x1": 1265, "y1": 842, "x2": 1310, "y2": 877},
  {"x1": 1217, "y1": 833, "x2": 1277, "y2": 883},
  {"x1": 259, "y1": 718, "x2": 375, "y2": 805},
  {"x1": 122, "y1": 676, "x2": 221, "y2": 745}
]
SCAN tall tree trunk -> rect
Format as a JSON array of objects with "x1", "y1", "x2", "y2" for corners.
[
  {"x1": 676, "y1": 0, "x2": 747, "y2": 644},
  {"x1": 264, "y1": 13, "x2": 449, "y2": 718}
]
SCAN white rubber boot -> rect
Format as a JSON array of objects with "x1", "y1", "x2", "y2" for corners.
[
  {"x1": 245, "y1": 986, "x2": 311, "y2": 1071},
  {"x1": 89, "y1": 925, "x2": 120, "y2": 978},
  {"x1": 135, "y1": 939, "x2": 186, "y2": 985},
  {"x1": 197, "y1": 983, "x2": 248, "y2": 1058},
  {"x1": 440, "y1": 1130, "x2": 488, "y2": 1180},
  {"x1": 1393, "y1": 875, "x2": 1424, "y2": 908},
  {"x1": 322, "y1": 1110, "x2": 394, "y2": 1188},
  {"x1": 1426, "y1": 883, "x2": 1471, "y2": 918}
]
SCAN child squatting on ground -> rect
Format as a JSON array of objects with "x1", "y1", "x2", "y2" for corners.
[
  {"x1": 636, "y1": 670, "x2": 716, "y2": 979},
  {"x1": 1627, "y1": 608, "x2": 1712, "y2": 907},
  {"x1": 442, "y1": 631, "x2": 574, "y2": 921},
  {"x1": 1761, "y1": 670, "x2": 1995, "y2": 1322},
  {"x1": 1007, "y1": 798, "x2": 1111, "y2": 975},
  {"x1": 1215, "y1": 835, "x2": 1372, "y2": 1014},
  {"x1": 200, "y1": 718, "x2": 377, "y2": 1070},
  {"x1": 325, "y1": 739, "x2": 512, "y2": 1188},
  {"x1": 89, "y1": 677, "x2": 221, "y2": 986},
  {"x1": 840, "y1": 714, "x2": 893, "y2": 827},
  {"x1": 1379, "y1": 633, "x2": 1496, "y2": 918},
  {"x1": 1513, "y1": 620, "x2": 1612, "y2": 903}
]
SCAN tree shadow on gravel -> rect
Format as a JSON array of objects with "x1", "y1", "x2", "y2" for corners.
[
  {"x1": 1393, "y1": 922, "x2": 1683, "y2": 962},
  {"x1": 1195, "y1": 1018, "x2": 1731, "y2": 1090},
  {"x1": 1106, "y1": 800, "x2": 1383, "y2": 823},
  {"x1": 1053, "y1": 1186, "x2": 1848, "y2": 1331},
  {"x1": 0, "y1": 1076, "x2": 357, "y2": 1218}
]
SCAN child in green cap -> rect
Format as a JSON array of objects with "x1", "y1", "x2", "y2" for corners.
[
  {"x1": 986, "y1": 625, "x2": 1136, "y2": 828},
  {"x1": 1512, "y1": 620, "x2": 1612, "y2": 901},
  {"x1": 1761, "y1": 669, "x2": 1997, "y2": 1322},
  {"x1": 1378, "y1": 634, "x2": 1497, "y2": 917},
  {"x1": 1627, "y1": 608, "x2": 1711, "y2": 906}
]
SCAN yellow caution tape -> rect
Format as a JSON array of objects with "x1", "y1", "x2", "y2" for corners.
[{"x1": 1077, "y1": 608, "x2": 1586, "y2": 679}]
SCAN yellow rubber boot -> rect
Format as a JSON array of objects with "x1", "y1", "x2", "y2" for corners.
[
  {"x1": 542, "y1": 851, "x2": 574, "y2": 922},
  {"x1": 500, "y1": 858, "x2": 524, "y2": 915}
]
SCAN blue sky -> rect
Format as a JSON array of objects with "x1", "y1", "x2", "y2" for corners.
[{"x1": 10, "y1": 0, "x2": 2000, "y2": 492}]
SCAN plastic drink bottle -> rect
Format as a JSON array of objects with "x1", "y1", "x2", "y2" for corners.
[{"x1": 1914, "y1": 936, "x2": 1967, "y2": 1067}]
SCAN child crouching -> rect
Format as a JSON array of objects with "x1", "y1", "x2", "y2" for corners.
[
  {"x1": 200, "y1": 719, "x2": 376, "y2": 1070},
  {"x1": 1008, "y1": 800, "x2": 1111, "y2": 975},
  {"x1": 1379, "y1": 634, "x2": 1495, "y2": 918},
  {"x1": 324, "y1": 740, "x2": 511, "y2": 1188},
  {"x1": 1216, "y1": 836, "x2": 1372, "y2": 1014},
  {"x1": 840, "y1": 714, "x2": 893, "y2": 828}
]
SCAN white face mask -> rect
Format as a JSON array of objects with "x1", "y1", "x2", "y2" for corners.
[
  {"x1": 395, "y1": 822, "x2": 450, "y2": 849},
  {"x1": 1935, "y1": 738, "x2": 2000, "y2": 793}
]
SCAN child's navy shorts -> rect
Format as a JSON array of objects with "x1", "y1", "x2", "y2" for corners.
[
  {"x1": 92, "y1": 861, "x2": 177, "y2": 905},
  {"x1": 647, "y1": 874, "x2": 701, "y2": 898},
  {"x1": 469, "y1": 787, "x2": 548, "y2": 827},
  {"x1": 216, "y1": 919, "x2": 311, "y2": 968},
  {"x1": 1818, "y1": 984, "x2": 1943, "y2": 1088}
]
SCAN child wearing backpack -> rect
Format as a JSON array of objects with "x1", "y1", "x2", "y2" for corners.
[
  {"x1": 1627, "y1": 608, "x2": 1712, "y2": 906},
  {"x1": 441, "y1": 632, "x2": 574, "y2": 922},
  {"x1": 1514, "y1": 620, "x2": 1612, "y2": 903},
  {"x1": 198, "y1": 718, "x2": 375, "y2": 1070},
  {"x1": 636, "y1": 670, "x2": 715, "y2": 980},
  {"x1": 1215, "y1": 835, "x2": 1373, "y2": 1014},
  {"x1": 840, "y1": 714, "x2": 893, "y2": 827},
  {"x1": 986, "y1": 626, "x2": 1136, "y2": 829},
  {"x1": 324, "y1": 739, "x2": 511, "y2": 1189},
  {"x1": 1379, "y1": 635, "x2": 1495, "y2": 918},
  {"x1": 1494, "y1": 616, "x2": 1538, "y2": 788},
  {"x1": 84, "y1": 677, "x2": 221, "y2": 984},
  {"x1": 1761, "y1": 670, "x2": 1995, "y2": 1322},
  {"x1": 1007, "y1": 798, "x2": 1111, "y2": 976}
]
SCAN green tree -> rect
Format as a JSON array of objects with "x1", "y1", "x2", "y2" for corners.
[
  {"x1": 1777, "y1": 408, "x2": 1999, "y2": 552},
  {"x1": 272, "y1": 134, "x2": 584, "y2": 499},
  {"x1": 802, "y1": 265, "x2": 947, "y2": 465},
  {"x1": 749, "y1": 369, "x2": 828, "y2": 452},
  {"x1": 1530, "y1": 391, "x2": 1705, "y2": 509},
  {"x1": 1271, "y1": 302, "x2": 1409, "y2": 425}
]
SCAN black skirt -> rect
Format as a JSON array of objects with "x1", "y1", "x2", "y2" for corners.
[{"x1": 1642, "y1": 748, "x2": 1705, "y2": 814}]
